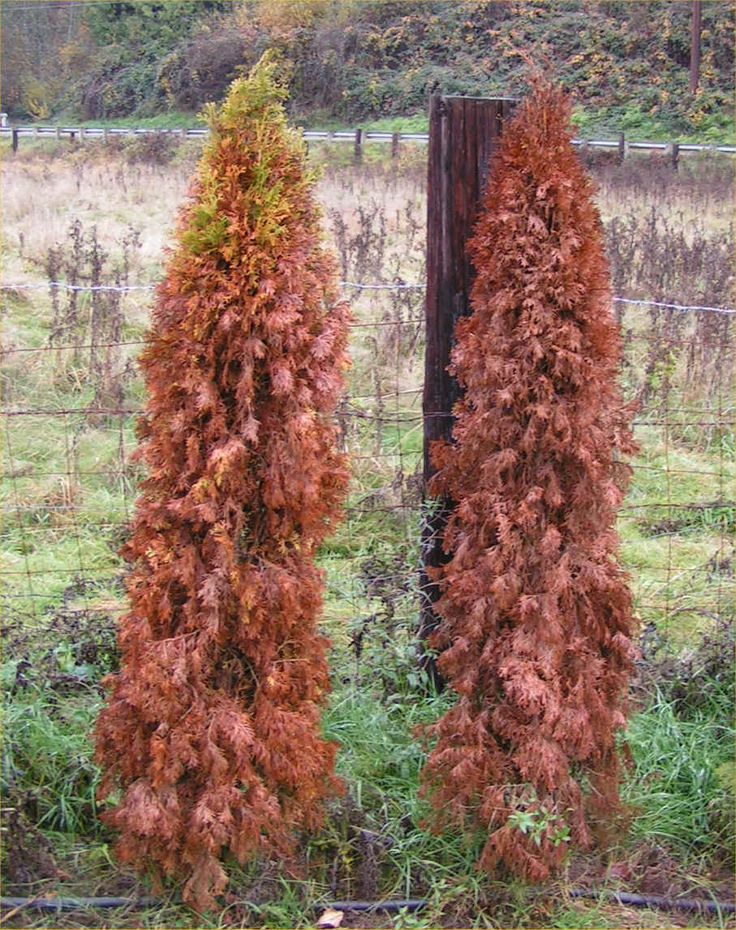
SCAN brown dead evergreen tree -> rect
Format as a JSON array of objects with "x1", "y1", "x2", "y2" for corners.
[
  {"x1": 419, "y1": 80, "x2": 637, "y2": 880},
  {"x1": 94, "y1": 58, "x2": 350, "y2": 910}
]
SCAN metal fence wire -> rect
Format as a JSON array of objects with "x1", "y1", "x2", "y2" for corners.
[{"x1": 2, "y1": 274, "x2": 734, "y2": 678}]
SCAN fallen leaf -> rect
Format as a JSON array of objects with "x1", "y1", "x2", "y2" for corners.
[{"x1": 316, "y1": 907, "x2": 345, "y2": 928}]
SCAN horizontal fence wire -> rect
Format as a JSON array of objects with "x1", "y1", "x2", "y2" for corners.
[
  {"x1": 3, "y1": 408, "x2": 734, "y2": 427},
  {"x1": 2, "y1": 279, "x2": 735, "y2": 315},
  {"x1": 2, "y1": 268, "x2": 734, "y2": 669}
]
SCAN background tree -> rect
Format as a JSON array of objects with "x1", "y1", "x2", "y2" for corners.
[
  {"x1": 0, "y1": 0, "x2": 92, "y2": 118},
  {"x1": 94, "y1": 57, "x2": 350, "y2": 910},
  {"x1": 80, "y1": 0, "x2": 229, "y2": 117},
  {"x1": 2, "y1": 1, "x2": 732, "y2": 132},
  {"x1": 419, "y1": 79, "x2": 637, "y2": 881}
]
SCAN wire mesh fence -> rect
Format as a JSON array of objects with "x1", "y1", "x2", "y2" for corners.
[
  {"x1": 2, "y1": 143, "x2": 734, "y2": 685},
  {"x1": 2, "y1": 266, "x2": 733, "y2": 682}
]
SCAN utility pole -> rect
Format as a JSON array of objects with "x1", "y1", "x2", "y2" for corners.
[{"x1": 690, "y1": 0, "x2": 702, "y2": 95}]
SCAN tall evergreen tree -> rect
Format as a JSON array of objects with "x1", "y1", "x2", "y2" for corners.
[
  {"x1": 420, "y1": 80, "x2": 637, "y2": 880},
  {"x1": 94, "y1": 57, "x2": 350, "y2": 910}
]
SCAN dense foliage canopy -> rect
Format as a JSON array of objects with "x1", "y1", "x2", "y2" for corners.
[
  {"x1": 420, "y1": 79, "x2": 637, "y2": 880},
  {"x1": 94, "y1": 57, "x2": 350, "y2": 910},
  {"x1": 1, "y1": 0, "x2": 733, "y2": 138}
]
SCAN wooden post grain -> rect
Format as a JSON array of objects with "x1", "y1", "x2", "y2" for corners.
[
  {"x1": 391, "y1": 131, "x2": 400, "y2": 159},
  {"x1": 419, "y1": 94, "x2": 516, "y2": 690}
]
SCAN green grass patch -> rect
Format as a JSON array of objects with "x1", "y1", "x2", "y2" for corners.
[{"x1": 623, "y1": 692, "x2": 735, "y2": 865}]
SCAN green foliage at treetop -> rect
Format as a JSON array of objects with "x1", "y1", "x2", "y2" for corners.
[{"x1": 1, "y1": 0, "x2": 734, "y2": 140}]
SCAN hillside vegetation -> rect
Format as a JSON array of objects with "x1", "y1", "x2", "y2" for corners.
[{"x1": 1, "y1": 0, "x2": 734, "y2": 140}]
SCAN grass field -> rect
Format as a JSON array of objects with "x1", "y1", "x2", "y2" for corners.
[{"x1": 1, "y1": 136, "x2": 734, "y2": 928}]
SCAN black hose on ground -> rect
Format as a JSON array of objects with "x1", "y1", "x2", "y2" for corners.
[
  {"x1": 2, "y1": 890, "x2": 734, "y2": 915},
  {"x1": 0, "y1": 896, "x2": 160, "y2": 911},
  {"x1": 0, "y1": 896, "x2": 424, "y2": 915},
  {"x1": 569, "y1": 888, "x2": 736, "y2": 914}
]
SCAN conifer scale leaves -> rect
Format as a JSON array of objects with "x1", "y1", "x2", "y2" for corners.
[
  {"x1": 94, "y1": 59, "x2": 350, "y2": 911},
  {"x1": 419, "y1": 81, "x2": 637, "y2": 881}
]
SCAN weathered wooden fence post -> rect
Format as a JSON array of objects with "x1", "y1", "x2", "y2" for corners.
[
  {"x1": 391, "y1": 131, "x2": 400, "y2": 159},
  {"x1": 617, "y1": 131, "x2": 626, "y2": 164},
  {"x1": 354, "y1": 126, "x2": 363, "y2": 162},
  {"x1": 419, "y1": 94, "x2": 516, "y2": 690},
  {"x1": 11, "y1": 128, "x2": 18, "y2": 153},
  {"x1": 670, "y1": 142, "x2": 680, "y2": 171}
]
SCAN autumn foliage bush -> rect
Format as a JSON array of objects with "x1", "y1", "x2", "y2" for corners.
[
  {"x1": 420, "y1": 81, "x2": 637, "y2": 880},
  {"x1": 94, "y1": 58, "x2": 350, "y2": 909}
]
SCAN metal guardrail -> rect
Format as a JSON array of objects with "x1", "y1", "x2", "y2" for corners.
[{"x1": 2, "y1": 124, "x2": 735, "y2": 154}]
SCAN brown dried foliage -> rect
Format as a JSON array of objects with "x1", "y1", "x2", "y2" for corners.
[
  {"x1": 94, "y1": 60, "x2": 350, "y2": 910},
  {"x1": 420, "y1": 82, "x2": 637, "y2": 880}
]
